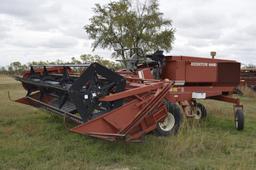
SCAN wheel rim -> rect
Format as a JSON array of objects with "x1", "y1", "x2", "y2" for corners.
[
  {"x1": 194, "y1": 108, "x2": 202, "y2": 120},
  {"x1": 235, "y1": 116, "x2": 239, "y2": 128},
  {"x1": 158, "y1": 112, "x2": 175, "y2": 132}
]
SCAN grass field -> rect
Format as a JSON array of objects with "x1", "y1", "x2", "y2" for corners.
[{"x1": 0, "y1": 74, "x2": 256, "y2": 170}]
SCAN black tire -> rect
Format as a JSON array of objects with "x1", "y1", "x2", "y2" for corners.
[
  {"x1": 194, "y1": 103, "x2": 207, "y2": 120},
  {"x1": 233, "y1": 88, "x2": 243, "y2": 96},
  {"x1": 155, "y1": 102, "x2": 182, "y2": 136},
  {"x1": 235, "y1": 109, "x2": 244, "y2": 130}
]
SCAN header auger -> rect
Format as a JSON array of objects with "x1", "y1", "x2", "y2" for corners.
[{"x1": 14, "y1": 50, "x2": 244, "y2": 142}]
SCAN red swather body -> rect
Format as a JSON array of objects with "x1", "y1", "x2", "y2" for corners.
[{"x1": 14, "y1": 52, "x2": 244, "y2": 142}]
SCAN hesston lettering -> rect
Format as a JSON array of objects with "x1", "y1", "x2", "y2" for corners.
[{"x1": 190, "y1": 62, "x2": 217, "y2": 67}]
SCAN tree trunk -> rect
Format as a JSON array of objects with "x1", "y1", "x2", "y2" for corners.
[{"x1": 121, "y1": 47, "x2": 127, "y2": 68}]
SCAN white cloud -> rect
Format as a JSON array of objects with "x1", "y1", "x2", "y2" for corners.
[
  {"x1": 0, "y1": 0, "x2": 255, "y2": 66},
  {"x1": 159, "y1": 0, "x2": 256, "y2": 64}
]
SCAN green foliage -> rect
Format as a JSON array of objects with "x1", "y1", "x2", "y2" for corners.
[
  {"x1": 80, "y1": 54, "x2": 121, "y2": 69},
  {"x1": 8, "y1": 61, "x2": 28, "y2": 74},
  {"x1": 85, "y1": 0, "x2": 175, "y2": 62},
  {"x1": 28, "y1": 59, "x2": 65, "y2": 66},
  {"x1": 71, "y1": 57, "x2": 82, "y2": 64}
]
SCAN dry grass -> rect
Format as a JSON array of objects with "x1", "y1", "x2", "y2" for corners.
[
  {"x1": 0, "y1": 75, "x2": 256, "y2": 170},
  {"x1": 240, "y1": 86, "x2": 256, "y2": 98}
]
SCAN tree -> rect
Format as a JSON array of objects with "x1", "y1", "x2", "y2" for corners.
[
  {"x1": 85, "y1": 0, "x2": 175, "y2": 66},
  {"x1": 0, "y1": 66, "x2": 7, "y2": 74},
  {"x1": 71, "y1": 57, "x2": 82, "y2": 64},
  {"x1": 28, "y1": 61, "x2": 49, "y2": 66},
  {"x1": 8, "y1": 61, "x2": 27, "y2": 74},
  {"x1": 245, "y1": 64, "x2": 256, "y2": 68},
  {"x1": 80, "y1": 54, "x2": 120, "y2": 69}
]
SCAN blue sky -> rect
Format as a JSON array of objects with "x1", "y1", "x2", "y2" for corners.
[{"x1": 0, "y1": 0, "x2": 255, "y2": 66}]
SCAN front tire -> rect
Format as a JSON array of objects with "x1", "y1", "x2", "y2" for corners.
[
  {"x1": 235, "y1": 109, "x2": 244, "y2": 130},
  {"x1": 155, "y1": 102, "x2": 182, "y2": 136}
]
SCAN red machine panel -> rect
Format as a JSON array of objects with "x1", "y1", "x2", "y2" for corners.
[
  {"x1": 217, "y1": 62, "x2": 240, "y2": 84},
  {"x1": 185, "y1": 61, "x2": 217, "y2": 83},
  {"x1": 162, "y1": 56, "x2": 240, "y2": 86},
  {"x1": 162, "y1": 60, "x2": 186, "y2": 81}
]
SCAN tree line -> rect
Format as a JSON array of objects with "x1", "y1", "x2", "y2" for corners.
[{"x1": 0, "y1": 54, "x2": 120, "y2": 75}]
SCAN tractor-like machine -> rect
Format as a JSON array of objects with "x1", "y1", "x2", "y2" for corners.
[{"x1": 15, "y1": 50, "x2": 244, "y2": 142}]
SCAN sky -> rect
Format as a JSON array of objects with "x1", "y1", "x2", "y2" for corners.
[{"x1": 0, "y1": 0, "x2": 255, "y2": 66}]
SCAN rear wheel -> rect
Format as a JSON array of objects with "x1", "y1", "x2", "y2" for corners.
[
  {"x1": 235, "y1": 109, "x2": 244, "y2": 130},
  {"x1": 155, "y1": 102, "x2": 182, "y2": 136}
]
